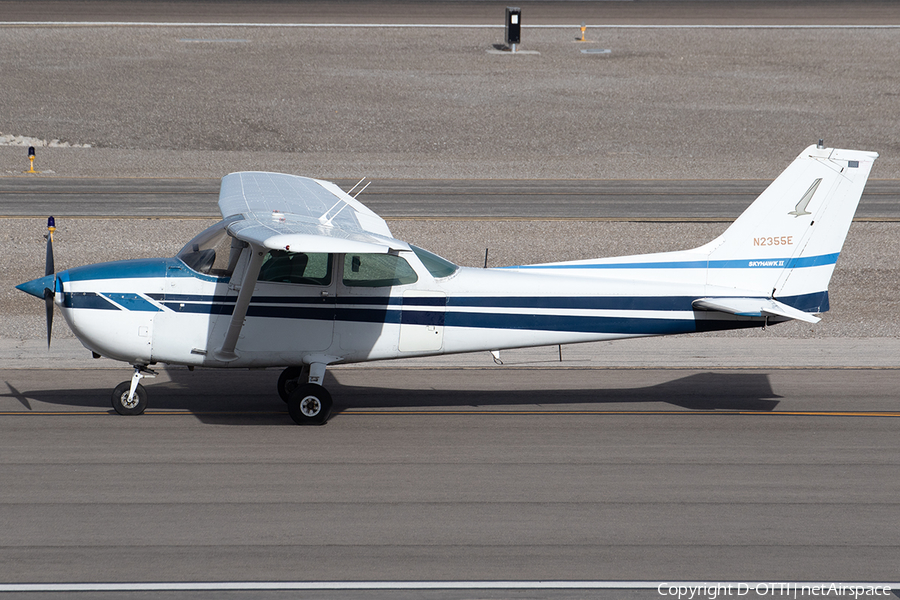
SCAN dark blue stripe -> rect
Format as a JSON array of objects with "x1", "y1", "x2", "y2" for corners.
[
  {"x1": 156, "y1": 294, "x2": 408, "y2": 306},
  {"x1": 403, "y1": 297, "x2": 446, "y2": 307},
  {"x1": 162, "y1": 302, "x2": 234, "y2": 315},
  {"x1": 402, "y1": 310, "x2": 445, "y2": 327},
  {"x1": 335, "y1": 307, "x2": 401, "y2": 325},
  {"x1": 141, "y1": 293, "x2": 824, "y2": 315},
  {"x1": 777, "y1": 291, "x2": 829, "y2": 313},
  {"x1": 450, "y1": 296, "x2": 695, "y2": 311},
  {"x1": 151, "y1": 293, "x2": 235, "y2": 303},
  {"x1": 337, "y1": 296, "x2": 401, "y2": 306},
  {"x1": 445, "y1": 312, "x2": 696, "y2": 335},
  {"x1": 63, "y1": 292, "x2": 118, "y2": 311},
  {"x1": 250, "y1": 305, "x2": 337, "y2": 321},
  {"x1": 255, "y1": 296, "x2": 337, "y2": 306},
  {"x1": 82, "y1": 293, "x2": 829, "y2": 319}
]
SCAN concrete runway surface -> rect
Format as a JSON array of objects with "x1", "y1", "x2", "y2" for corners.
[{"x1": 2, "y1": 1, "x2": 900, "y2": 595}]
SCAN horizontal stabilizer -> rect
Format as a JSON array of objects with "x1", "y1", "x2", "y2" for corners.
[{"x1": 692, "y1": 297, "x2": 821, "y2": 324}]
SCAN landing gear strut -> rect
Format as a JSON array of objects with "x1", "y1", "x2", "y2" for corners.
[
  {"x1": 277, "y1": 365, "x2": 309, "y2": 402},
  {"x1": 111, "y1": 366, "x2": 156, "y2": 415}
]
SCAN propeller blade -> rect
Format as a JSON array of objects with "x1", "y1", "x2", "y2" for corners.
[
  {"x1": 44, "y1": 287, "x2": 54, "y2": 348},
  {"x1": 44, "y1": 217, "x2": 56, "y2": 348},
  {"x1": 45, "y1": 216, "x2": 55, "y2": 277}
]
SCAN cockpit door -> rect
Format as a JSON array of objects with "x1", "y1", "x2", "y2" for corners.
[
  {"x1": 399, "y1": 290, "x2": 446, "y2": 352},
  {"x1": 245, "y1": 251, "x2": 336, "y2": 353}
]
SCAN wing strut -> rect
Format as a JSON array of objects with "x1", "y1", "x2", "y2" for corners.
[{"x1": 215, "y1": 244, "x2": 266, "y2": 362}]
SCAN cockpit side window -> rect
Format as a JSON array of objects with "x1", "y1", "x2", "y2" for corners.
[{"x1": 259, "y1": 251, "x2": 333, "y2": 285}]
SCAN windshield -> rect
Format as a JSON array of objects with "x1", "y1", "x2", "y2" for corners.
[
  {"x1": 176, "y1": 220, "x2": 245, "y2": 277},
  {"x1": 410, "y1": 245, "x2": 459, "y2": 278}
]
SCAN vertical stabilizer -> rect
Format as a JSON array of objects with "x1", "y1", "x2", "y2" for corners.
[{"x1": 701, "y1": 145, "x2": 877, "y2": 312}]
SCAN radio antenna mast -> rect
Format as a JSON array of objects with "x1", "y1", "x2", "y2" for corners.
[
  {"x1": 346, "y1": 177, "x2": 366, "y2": 195},
  {"x1": 352, "y1": 181, "x2": 372, "y2": 198}
]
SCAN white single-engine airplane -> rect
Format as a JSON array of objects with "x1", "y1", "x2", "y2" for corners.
[{"x1": 17, "y1": 144, "x2": 877, "y2": 425}]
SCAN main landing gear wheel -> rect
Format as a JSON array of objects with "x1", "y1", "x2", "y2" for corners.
[
  {"x1": 277, "y1": 366, "x2": 309, "y2": 402},
  {"x1": 287, "y1": 383, "x2": 333, "y2": 426},
  {"x1": 111, "y1": 381, "x2": 148, "y2": 415}
]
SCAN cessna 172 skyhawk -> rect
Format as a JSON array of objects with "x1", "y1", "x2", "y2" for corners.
[{"x1": 17, "y1": 144, "x2": 877, "y2": 425}]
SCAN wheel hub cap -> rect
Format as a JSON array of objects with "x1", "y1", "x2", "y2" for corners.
[{"x1": 300, "y1": 396, "x2": 321, "y2": 417}]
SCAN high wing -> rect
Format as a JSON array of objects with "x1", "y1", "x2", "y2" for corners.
[
  {"x1": 214, "y1": 172, "x2": 408, "y2": 362},
  {"x1": 218, "y1": 172, "x2": 408, "y2": 254}
]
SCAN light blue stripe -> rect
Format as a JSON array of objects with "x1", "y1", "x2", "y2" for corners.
[
  {"x1": 507, "y1": 253, "x2": 840, "y2": 271},
  {"x1": 103, "y1": 293, "x2": 162, "y2": 312}
]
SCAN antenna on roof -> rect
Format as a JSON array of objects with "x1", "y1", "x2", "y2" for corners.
[
  {"x1": 352, "y1": 181, "x2": 372, "y2": 198},
  {"x1": 347, "y1": 177, "x2": 366, "y2": 195}
]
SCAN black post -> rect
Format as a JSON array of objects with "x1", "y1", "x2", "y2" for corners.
[{"x1": 505, "y1": 7, "x2": 521, "y2": 50}]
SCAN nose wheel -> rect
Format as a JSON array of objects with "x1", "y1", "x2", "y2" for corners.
[{"x1": 111, "y1": 366, "x2": 155, "y2": 415}]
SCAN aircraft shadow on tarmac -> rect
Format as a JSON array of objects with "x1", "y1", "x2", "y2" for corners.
[{"x1": 3, "y1": 369, "x2": 782, "y2": 424}]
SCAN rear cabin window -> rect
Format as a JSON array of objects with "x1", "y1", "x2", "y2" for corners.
[
  {"x1": 342, "y1": 253, "x2": 418, "y2": 287},
  {"x1": 258, "y1": 251, "x2": 333, "y2": 285}
]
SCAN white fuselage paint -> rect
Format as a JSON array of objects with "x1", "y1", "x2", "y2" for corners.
[{"x1": 56, "y1": 246, "x2": 780, "y2": 370}]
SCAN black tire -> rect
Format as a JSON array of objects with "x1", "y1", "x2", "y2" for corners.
[
  {"x1": 277, "y1": 366, "x2": 307, "y2": 402},
  {"x1": 286, "y1": 383, "x2": 333, "y2": 426},
  {"x1": 111, "y1": 381, "x2": 148, "y2": 415}
]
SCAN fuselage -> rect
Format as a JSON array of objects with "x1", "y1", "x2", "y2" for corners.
[{"x1": 53, "y1": 233, "x2": 780, "y2": 369}]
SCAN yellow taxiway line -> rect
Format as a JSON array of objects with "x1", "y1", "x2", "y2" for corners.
[{"x1": 1, "y1": 410, "x2": 899, "y2": 418}]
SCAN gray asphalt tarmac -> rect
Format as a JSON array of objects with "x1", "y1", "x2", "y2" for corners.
[
  {"x1": 3, "y1": 7, "x2": 900, "y2": 182},
  {"x1": 1, "y1": 365, "x2": 898, "y2": 588},
  {"x1": 2, "y1": 177, "x2": 900, "y2": 219},
  {"x1": 3, "y1": 0, "x2": 900, "y2": 26}
]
